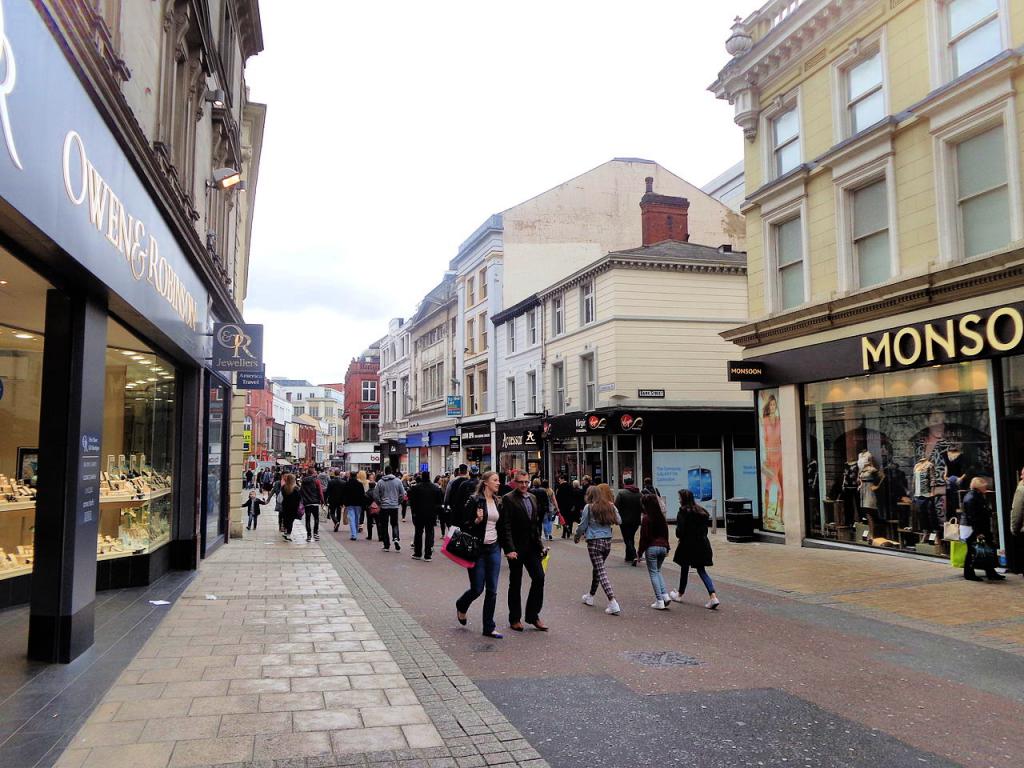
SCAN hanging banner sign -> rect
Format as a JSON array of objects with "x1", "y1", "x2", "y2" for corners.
[
  {"x1": 236, "y1": 368, "x2": 266, "y2": 389},
  {"x1": 213, "y1": 323, "x2": 264, "y2": 371}
]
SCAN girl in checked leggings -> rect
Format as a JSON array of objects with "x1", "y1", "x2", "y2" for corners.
[{"x1": 575, "y1": 483, "x2": 621, "y2": 615}]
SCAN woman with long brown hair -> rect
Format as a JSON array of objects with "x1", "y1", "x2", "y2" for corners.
[
  {"x1": 670, "y1": 488, "x2": 719, "y2": 609},
  {"x1": 278, "y1": 473, "x2": 302, "y2": 542},
  {"x1": 455, "y1": 470, "x2": 506, "y2": 638},
  {"x1": 574, "y1": 483, "x2": 621, "y2": 615},
  {"x1": 638, "y1": 493, "x2": 671, "y2": 610}
]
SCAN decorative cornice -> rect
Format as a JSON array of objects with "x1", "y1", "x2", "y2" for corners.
[
  {"x1": 722, "y1": 248, "x2": 1024, "y2": 348},
  {"x1": 43, "y1": 0, "x2": 243, "y2": 323},
  {"x1": 538, "y1": 254, "x2": 747, "y2": 300}
]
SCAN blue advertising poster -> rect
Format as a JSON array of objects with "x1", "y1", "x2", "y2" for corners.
[{"x1": 653, "y1": 450, "x2": 723, "y2": 521}]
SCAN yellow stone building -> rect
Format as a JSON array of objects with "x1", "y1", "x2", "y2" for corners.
[{"x1": 712, "y1": 0, "x2": 1024, "y2": 567}]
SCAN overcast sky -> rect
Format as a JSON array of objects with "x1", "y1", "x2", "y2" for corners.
[{"x1": 244, "y1": 0, "x2": 758, "y2": 386}]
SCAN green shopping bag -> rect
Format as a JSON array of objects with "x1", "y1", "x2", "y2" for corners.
[{"x1": 950, "y1": 540, "x2": 967, "y2": 569}]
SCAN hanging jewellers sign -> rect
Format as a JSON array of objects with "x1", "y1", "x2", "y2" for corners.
[
  {"x1": 0, "y1": 1, "x2": 209, "y2": 363},
  {"x1": 861, "y1": 304, "x2": 1024, "y2": 372},
  {"x1": 212, "y1": 322, "x2": 263, "y2": 371}
]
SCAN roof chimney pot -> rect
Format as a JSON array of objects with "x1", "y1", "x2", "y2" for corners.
[{"x1": 645, "y1": 176, "x2": 654, "y2": 194}]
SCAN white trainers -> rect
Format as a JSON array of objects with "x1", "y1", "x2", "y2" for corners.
[
  {"x1": 650, "y1": 600, "x2": 668, "y2": 610},
  {"x1": 668, "y1": 590, "x2": 684, "y2": 603},
  {"x1": 705, "y1": 597, "x2": 720, "y2": 610},
  {"x1": 661, "y1": 593, "x2": 672, "y2": 605},
  {"x1": 581, "y1": 593, "x2": 594, "y2": 606},
  {"x1": 605, "y1": 599, "x2": 621, "y2": 615}
]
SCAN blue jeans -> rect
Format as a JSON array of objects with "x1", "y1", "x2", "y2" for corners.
[
  {"x1": 456, "y1": 541, "x2": 502, "y2": 634},
  {"x1": 346, "y1": 506, "x2": 361, "y2": 539},
  {"x1": 678, "y1": 563, "x2": 716, "y2": 595},
  {"x1": 542, "y1": 514, "x2": 554, "y2": 539},
  {"x1": 644, "y1": 546, "x2": 668, "y2": 599}
]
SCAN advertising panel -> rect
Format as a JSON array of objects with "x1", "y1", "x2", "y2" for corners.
[{"x1": 758, "y1": 388, "x2": 785, "y2": 532}]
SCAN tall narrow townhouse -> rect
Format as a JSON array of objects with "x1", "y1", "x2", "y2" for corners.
[
  {"x1": 459, "y1": 158, "x2": 745, "y2": 471},
  {"x1": 404, "y1": 276, "x2": 460, "y2": 476},
  {"x1": 378, "y1": 319, "x2": 412, "y2": 473},
  {"x1": 341, "y1": 344, "x2": 381, "y2": 474},
  {"x1": 712, "y1": 0, "x2": 1024, "y2": 562},
  {"x1": 0, "y1": 0, "x2": 264, "y2": 659}
]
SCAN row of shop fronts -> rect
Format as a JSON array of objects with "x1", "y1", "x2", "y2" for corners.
[
  {"x1": 746, "y1": 299, "x2": 1024, "y2": 566},
  {"x1": 0, "y1": 3, "x2": 239, "y2": 661},
  {"x1": 380, "y1": 410, "x2": 758, "y2": 523}
]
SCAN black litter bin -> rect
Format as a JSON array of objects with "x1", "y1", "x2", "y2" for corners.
[{"x1": 725, "y1": 498, "x2": 754, "y2": 543}]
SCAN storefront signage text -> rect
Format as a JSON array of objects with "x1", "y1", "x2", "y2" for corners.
[
  {"x1": 212, "y1": 322, "x2": 263, "y2": 371},
  {"x1": 499, "y1": 430, "x2": 539, "y2": 449},
  {"x1": 726, "y1": 362, "x2": 766, "y2": 382},
  {"x1": 62, "y1": 131, "x2": 199, "y2": 330},
  {"x1": 619, "y1": 413, "x2": 644, "y2": 432},
  {"x1": 446, "y1": 395, "x2": 462, "y2": 417},
  {"x1": 861, "y1": 305, "x2": 1024, "y2": 372}
]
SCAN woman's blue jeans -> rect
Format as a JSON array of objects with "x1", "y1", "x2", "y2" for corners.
[
  {"x1": 542, "y1": 514, "x2": 554, "y2": 539},
  {"x1": 645, "y1": 546, "x2": 668, "y2": 599},
  {"x1": 346, "y1": 506, "x2": 361, "y2": 539},
  {"x1": 678, "y1": 563, "x2": 716, "y2": 595},
  {"x1": 456, "y1": 542, "x2": 502, "y2": 633}
]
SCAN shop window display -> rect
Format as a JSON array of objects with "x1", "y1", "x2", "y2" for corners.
[
  {"x1": 99, "y1": 320, "x2": 176, "y2": 559},
  {"x1": 804, "y1": 361, "x2": 994, "y2": 556}
]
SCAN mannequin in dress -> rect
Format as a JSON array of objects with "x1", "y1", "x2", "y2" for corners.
[
  {"x1": 858, "y1": 452, "x2": 881, "y2": 538},
  {"x1": 912, "y1": 458, "x2": 937, "y2": 531}
]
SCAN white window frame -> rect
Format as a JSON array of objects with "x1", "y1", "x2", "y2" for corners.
[
  {"x1": 580, "y1": 353, "x2": 596, "y2": 411},
  {"x1": 527, "y1": 308, "x2": 537, "y2": 346},
  {"x1": 927, "y1": 0, "x2": 1010, "y2": 88},
  {"x1": 831, "y1": 32, "x2": 889, "y2": 143},
  {"x1": 834, "y1": 156, "x2": 899, "y2": 293},
  {"x1": 580, "y1": 281, "x2": 595, "y2": 326},
  {"x1": 466, "y1": 276, "x2": 475, "y2": 308},
  {"x1": 526, "y1": 370, "x2": 537, "y2": 414},
  {"x1": 507, "y1": 317, "x2": 517, "y2": 354},
  {"x1": 361, "y1": 380, "x2": 377, "y2": 402},
  {"x1": 762, "y1": 197, "x2": 810, "y2": 314},
  {"x1": 552, "y1": 295, "x2": 564, "y2": 336},
  {"x1": 478, "y1": 267, "x2": 488, "y2": 300},
  {"x1": 552, "y1": 362, "x2": 565, "y2": 415},
  {"x1": 761, "y1": 89, "x2": 802, "y2": 182},
  {"x1": 931, "y1": 89, "x2": 1022, "y2": 265},
  {"x1": 507, "y1": 376, "x2": 517, "y2": 418}
]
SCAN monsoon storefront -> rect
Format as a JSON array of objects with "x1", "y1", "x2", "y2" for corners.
[
  {"x1": 0, "y1": 1, "x2": 242, "y2": 661},
  {"x1": 740, "y1": 302, "x2": 1024, "y2": 566}
]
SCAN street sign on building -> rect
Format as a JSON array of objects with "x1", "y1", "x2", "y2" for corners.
[
  {"x1": 212, "y1": 323, "x2": 264, "y2": 371},
  {"x1": 236, "y1": 368, "x2": 266, "y2": 389},
  {"x1": 446, "y1": 395, "x2": 462, "y2": 417},
  {"x1": 242, "y1": 429, "x2": 252, "y2": 452}
]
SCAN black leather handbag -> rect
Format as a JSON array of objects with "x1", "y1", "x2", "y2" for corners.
[{"x1": 446, "y1": 529, "x2": 481, "y2": 563}]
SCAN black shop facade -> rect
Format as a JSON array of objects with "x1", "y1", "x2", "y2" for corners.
[
  {"x1": 0, "y1": 3, "x2": 240, "y2": 661},
  {"x1": 541, "y1": 407, "x2": 756, "y2": 521},
  {"x1": 736, "y1": 299, "x2": 1024, "y2": 567}
]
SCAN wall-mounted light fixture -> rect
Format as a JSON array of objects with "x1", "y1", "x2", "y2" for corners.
[
  {"x1": 210, "y1": 167, "x2": 241, "y2": 190},
  {"x1": 204, "y1": 89, "x2": 225, "y2": 108}
]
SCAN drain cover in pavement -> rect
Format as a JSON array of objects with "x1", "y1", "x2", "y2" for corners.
[{"x1": 621, "y1": 650, "x2": 700, "y2": 668}]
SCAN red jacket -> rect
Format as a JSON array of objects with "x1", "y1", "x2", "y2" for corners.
[{"x1": 637, "y1": 512, "x2": 670, "y2": 558}]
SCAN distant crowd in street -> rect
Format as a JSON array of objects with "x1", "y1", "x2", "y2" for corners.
[{"x1": 245, "y1": 462, "x2": 725, "y2": 640}]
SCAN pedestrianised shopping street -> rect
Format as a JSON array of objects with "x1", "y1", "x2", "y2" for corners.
[{"x1": 1, "y1": 2, "x2": 1024, "y2": 768}]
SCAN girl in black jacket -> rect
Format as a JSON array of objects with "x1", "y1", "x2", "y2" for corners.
[{"x1": 669, "y1": 489, "x2": 720, "y2": 609}]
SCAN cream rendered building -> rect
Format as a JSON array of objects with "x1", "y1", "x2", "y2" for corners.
[{"x1": 712, "y1": 0, "x2": 1024, "y2": 558}]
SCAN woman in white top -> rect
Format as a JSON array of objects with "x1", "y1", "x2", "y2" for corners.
[{"x1": 455, "y1": 471, "x2": 505, "y2": 638}]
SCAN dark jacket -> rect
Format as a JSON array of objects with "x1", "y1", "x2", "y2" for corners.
[
  {"x1": 280, "y1": 487, "x2": 303, "y2": 519},
  {"x1": 554, "y1": 482, "x2": 576, "y2": 520},
  {"x1": 407, "y1": 481, "x2": 443, "y2": 519},
  {"x1": 498, "y1": 490, "x2": 544, "y2": 556},
  {"x1": 673, "y1": 506, "x2": 713, "y2": 567},
  {"x1": 242, "y1": 496, "x2": 268, "y2": 516},
  {"x1": 300, "y1": 475, "x2": 324, "y2": 506},
  {"x1": 326, "y1": 477, "x2": 346, "y2": 506},
  {"x1": 342, "y1": 477, "x2": 368, "y2": 507},
  {"x1": 961, "y1": 489, "x2": 992, "y2": 536},
  {"x1": 637, "y1": 512, "x2": 670, "y2": 557},
  {"x1": 451, "y1": 476, "x2": 479, "y2": 520},
  {"x1": 614, "y1": 486, "x2": 643, "y2": 527},
  {"x1": 460, "y1": 493, "x2": 503, "y2": 543},
  {"x1": 529, "y1": 487, "x2": 551, "y2": 517}
]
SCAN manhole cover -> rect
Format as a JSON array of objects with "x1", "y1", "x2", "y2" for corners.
[{"x1": 621, "y1": 650, "x2": 700, "y2": 668}]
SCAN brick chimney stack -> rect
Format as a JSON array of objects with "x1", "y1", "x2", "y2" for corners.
[{"x1": 639, "y1": 176, "x2": 690, "y2": 246}]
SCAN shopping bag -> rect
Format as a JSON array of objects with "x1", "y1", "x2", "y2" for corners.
[
  {"x1": 297, "y1": 501, "x2": 305, "y2": 519},
  {"x1": 441, "y1": 535, "x2": 476, "y2": 568},
  {"x1": 974, "y1": 537, "x2": 997, "y2": 570},
  {"x1": 943, "y1": 517, "x2": 960, "y2": 541},
  {"x1": 342, "y1": 508, "x2": 349, "y2": 526},
  {"x1": 541, "y1": 550, "x2": 551, "y2": 572},
  {"x1": 950, "y1": 540, "x2": 967, "y2": 569}
]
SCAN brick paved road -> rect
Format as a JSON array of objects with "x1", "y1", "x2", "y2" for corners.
[{"x1": 334, "y1": 522, "x2": 1024, "y2": 768}]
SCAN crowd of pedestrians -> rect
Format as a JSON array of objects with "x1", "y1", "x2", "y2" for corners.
[{"x1": 249, "y1": 462, "x2": 725, "y2": 639}]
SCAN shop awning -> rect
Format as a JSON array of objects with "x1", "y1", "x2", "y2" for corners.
[{"x1": 275, "y1": 458, "x2": 293, "y2": 466}]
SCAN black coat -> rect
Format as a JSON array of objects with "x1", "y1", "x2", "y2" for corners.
[
  {"x1": 325, "y1": 478, "x2": 346, "y2": 506},
  {"x1": 300, "y1": 475, "x2": 324, "y2": 506},
  {"x1": 554, "y1": 483, "x2": 576, "y2": 520},
  {"x1": 279, "y1": 487, "x2": 302, "y2": 520},
  {"x1": 341, "y1": 477, "x2": 368, "y2": 507},
  {"x1": 614, "y1": 487, "x2": 643, "y2": 527},
  {"x1": 460, "y1": 493, "x2": 504, "y2": 543},
  {"x1": 673, "y1": 507, "x2": 713, "y2": 567},
  {"x1": 407, "y1": 481, "x2": 443, "y2": 519},
  {"x1": 961, "y1": 490, "x2": 992, "y2": 536},
  {"x1": 499, "y1": 490, "x2": 544, "y2": 556},
  {"x1": 529, "y1": 487, "x2": 551, "y2": 516}
]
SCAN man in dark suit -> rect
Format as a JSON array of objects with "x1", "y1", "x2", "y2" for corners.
[
  {"x1": 407, "y1": 471, "x2": 443, "y2": 561},
  {"x1": 499, "y1": 469, "x2": 549, "y2": 632},
  {"x1": 554, "y1": 475, "x2": 576, "y2": 538}
]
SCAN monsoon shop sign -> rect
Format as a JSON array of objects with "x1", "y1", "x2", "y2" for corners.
[
  {"x1": 861, "y1": 305, "x2": 1024, "y2": 372},
  {"x1": 0, "y1": 1, "x2": 209, "y2": 362}
]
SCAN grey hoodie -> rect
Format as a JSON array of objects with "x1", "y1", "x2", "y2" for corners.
[{"x1": 373, "y1": 473, "x2": 405, "y2": 509}]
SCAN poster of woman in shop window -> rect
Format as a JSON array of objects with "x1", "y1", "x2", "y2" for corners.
[{"x1": 759, "y1": 389, "x2": 785, "y2": 532}]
